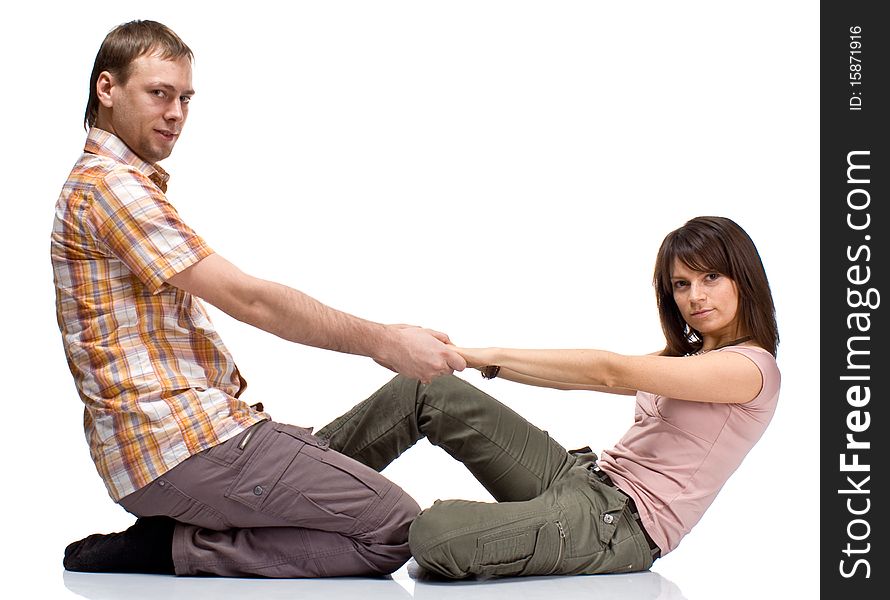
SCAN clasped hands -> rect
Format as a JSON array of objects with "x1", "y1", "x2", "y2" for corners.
[{"x1": 374, "y1": 324, "x2": 494, "y2": 384}]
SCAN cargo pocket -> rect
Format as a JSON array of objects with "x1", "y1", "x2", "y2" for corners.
[
  {"x1": 596, "y1": 508, "x2": 622, "y2": 546},
  {"x1": 308, "y1": 445, "x2": 389, "y2": 499},
  {"x1": 583, "y1": 474, "x2": 631, "y2": 546},
  {"x1": 473, "y1": 519, "x2": 567, "y2": 577},
  {"x1": 225, "y1": 421, "x2": 390, "y2": 529},
  {"x1": 224, "y1": 423, "x2": 318, "y2": 511},
  {"x1": 263, "y1": 430, "x2": 392, "y2": 527}
]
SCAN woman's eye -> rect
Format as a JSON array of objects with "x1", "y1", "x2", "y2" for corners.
[
  {"x1": 706, "y1": 273, "x2": 720, "y2": 281},
  {"x1": 674, "y1": 281, "x2": 688, "y2": 289}
]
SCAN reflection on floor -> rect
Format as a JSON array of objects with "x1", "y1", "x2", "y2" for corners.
[{"x1": 63, "y1": 560, "x2": 686, "y2": 600}]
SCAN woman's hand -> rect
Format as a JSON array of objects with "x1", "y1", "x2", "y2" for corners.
[{"x1": 448, "y1": 346, "x2": 497, "y2": 370}]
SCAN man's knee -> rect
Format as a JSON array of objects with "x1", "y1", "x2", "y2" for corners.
[
  {"x1": 390, "y1": 487, "x2": 422, "y2": 535},
  {"x1": 370, "y1": 485, "x2": 421, "y2": 546},
  {"x1": 360, "y1": 487, "x2": 420, "y2": 575}
]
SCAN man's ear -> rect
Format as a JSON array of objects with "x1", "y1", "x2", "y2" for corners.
[{"x1": 96, "y1": 71, "x2": 115, "y2": 108}]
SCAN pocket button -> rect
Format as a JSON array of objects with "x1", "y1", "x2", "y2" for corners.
[
  {"x1": 253, "y1": 485, "x2": 264, "y2": 496},
  {"x1": 603, "y1": 513, "x2": 615, "y2": 524}
]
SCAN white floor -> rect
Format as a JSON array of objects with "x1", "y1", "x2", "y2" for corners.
[{"x1": 61, "y1": 561, "x2": 687, "y2": 600}]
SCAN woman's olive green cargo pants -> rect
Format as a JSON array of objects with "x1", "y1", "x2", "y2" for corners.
[{"x1": 318, "y1": 375, "x2": 655, "y2": 579}]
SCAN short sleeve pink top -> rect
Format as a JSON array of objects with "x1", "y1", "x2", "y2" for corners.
[{"x1": 598, "y1": 346, "x2": 781, "y2": 555}]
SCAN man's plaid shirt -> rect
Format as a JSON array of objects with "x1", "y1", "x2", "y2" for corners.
[{"x1": 52, "y1": 128, "x2": 267, "y2": 501}]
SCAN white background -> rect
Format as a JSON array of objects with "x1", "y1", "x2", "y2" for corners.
[{"x1": 1, "y1": 2, "x2": 818, "y2": 599}]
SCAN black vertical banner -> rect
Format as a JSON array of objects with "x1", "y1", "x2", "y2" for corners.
[{"x1": 821, "y1": 2, "x2": 888, "y2": 598}]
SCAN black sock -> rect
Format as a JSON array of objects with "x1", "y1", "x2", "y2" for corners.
[{"x1": 63, "y1": 516, "x2": 176, "y2": 574}]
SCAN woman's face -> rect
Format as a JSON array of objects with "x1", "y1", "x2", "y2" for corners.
[{"x1": 670, "y1": 258, "x2": 742, "y2": 347}]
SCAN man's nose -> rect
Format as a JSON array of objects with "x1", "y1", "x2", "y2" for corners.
[{"x1": 166, "y1": 100, "x2": 184, "y2": 122}]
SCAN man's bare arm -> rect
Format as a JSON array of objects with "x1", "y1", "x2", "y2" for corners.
[{"x1": 168, "y1": 253, "x2": 466, "y2": 382}]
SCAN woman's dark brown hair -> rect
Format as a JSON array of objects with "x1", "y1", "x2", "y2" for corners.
[
  {"x1": 654, "y1": 216, "x2": 779, "y2": 357},
  {"x1": 84, "y1": 20, "x2": 193, "y2": 130}
]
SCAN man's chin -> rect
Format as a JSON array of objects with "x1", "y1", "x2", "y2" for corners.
[{"x1": 146, "y1": 146, "x2": 175, "y2": 164}]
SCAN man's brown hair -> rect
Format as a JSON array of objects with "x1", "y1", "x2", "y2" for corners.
[{"x1": 84, "y1": 20, "x2": 193, "y2": 130}]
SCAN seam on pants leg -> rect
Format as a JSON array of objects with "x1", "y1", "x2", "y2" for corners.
[
  {"x1": 425, "y1": 403, "x2": 552, "y2": 488},
  {"x1": 171, "y1": 522, "x2": 191, "y2": 576},
  {"x1": 320, "y1": 381, "x2": 418, "y2": 459},
  {"x1": 185, "y1": 543, "x2": 362, "y2": 574},
  {"x1": 180, "y1": 527, "x2": 370, "y2": 575},
  {"x1": 346, "y1": 413, "x2": 416, "y2": 460}
]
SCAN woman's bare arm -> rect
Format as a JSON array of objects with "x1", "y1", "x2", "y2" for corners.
[
  {"x1": 456, "y1": 346, "x2": 763, "y2": 404},
  {"x1": 486, "y1": 366, "x2": 637, "y2": 395}
]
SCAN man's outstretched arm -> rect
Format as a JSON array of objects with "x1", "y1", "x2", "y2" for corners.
[{"x1": 168, "y1": 253, "x2": 466, "y2": 382}]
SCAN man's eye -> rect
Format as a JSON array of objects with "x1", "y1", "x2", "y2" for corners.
[
  {"x1": 180, "y1": 96, "x2": 191, "y2": 104},
  {"x1": 152, "y1": 90, "x2": 165, "y2": 98}
]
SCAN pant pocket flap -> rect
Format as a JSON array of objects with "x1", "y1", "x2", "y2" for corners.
[
  {"x1": 586, "y1": 480, "x2": 629, "y2": 545},
  {"x1": 225, "y1": 426, "x2": 306, "y2": 510},
  {"x1": 474, "y1": 519, "x2": 564, "y2": 577},
  {"x1": 272, "y1": 422, "x2": 329, "y2": 449}
]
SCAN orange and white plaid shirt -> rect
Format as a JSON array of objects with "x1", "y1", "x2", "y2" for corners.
[{"x1": 52, "y1": 128, "x2": 268, "y2": 502}]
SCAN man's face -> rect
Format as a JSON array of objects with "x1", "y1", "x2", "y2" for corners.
[{"x1": 99, "y1": 53, "x2": 194, "y2": 164}]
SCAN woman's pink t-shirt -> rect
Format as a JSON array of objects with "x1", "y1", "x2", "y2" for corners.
[{"x1": 598, "y1": 346, "x2": 781, "y2": 555}]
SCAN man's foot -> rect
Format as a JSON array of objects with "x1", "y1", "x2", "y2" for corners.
[{"x1": 63, "y1": 516, "x2": 176, "y2": 574}]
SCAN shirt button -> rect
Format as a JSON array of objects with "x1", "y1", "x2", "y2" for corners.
[
  {"x1": 253, "y1": 485, "x2": 264, "y2": 496},
  {"x1": 158, "y1": 480, "x2": 166, "y2": 487},
  {"x1": 603, "y1": 513, "x2": 615, "y2": 524}
]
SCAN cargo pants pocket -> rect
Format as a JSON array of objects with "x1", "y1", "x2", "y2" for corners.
[
  {"x1": 225, "y1": 422, "x2": 391, "y2": 530},
  {"x1": 225, "y1": 423, "x2": 321, "y2": 511},
  {"x1": 472, "y1": 517, "x2": 567, "y2": 577}
]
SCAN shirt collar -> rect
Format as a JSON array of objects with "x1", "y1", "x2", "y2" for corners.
[{"x1": 84, "y1": 127, "x2": 170, "y2": 193}]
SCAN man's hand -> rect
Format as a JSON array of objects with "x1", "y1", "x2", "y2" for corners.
[{"x1": 375, "y1": 325, "x2": 467, "y2": 383}]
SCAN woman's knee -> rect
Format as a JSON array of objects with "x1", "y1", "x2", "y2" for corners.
[
  {"x1": 418, "y1": 373, "x2": 477, "y2": 400},
  {"x1": 387, "y1": 374, "x2": 490, "y2": 422}
]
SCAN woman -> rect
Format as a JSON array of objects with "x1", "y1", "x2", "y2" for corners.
[{"x1": 318, "y1": 216, "x2": 780, "y2": 578}]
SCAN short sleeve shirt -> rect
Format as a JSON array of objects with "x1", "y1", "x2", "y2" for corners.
[
  {"x1": 52, "y1": 128, "x2": 268, "y2": 501},
  {"x1": 598, "y1": 346, "x2": 780, "y2": 555}
]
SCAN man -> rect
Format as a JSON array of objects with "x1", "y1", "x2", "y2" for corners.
[{"x1": 54, "y1": 20, "x2": 465, "y2": 577}]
